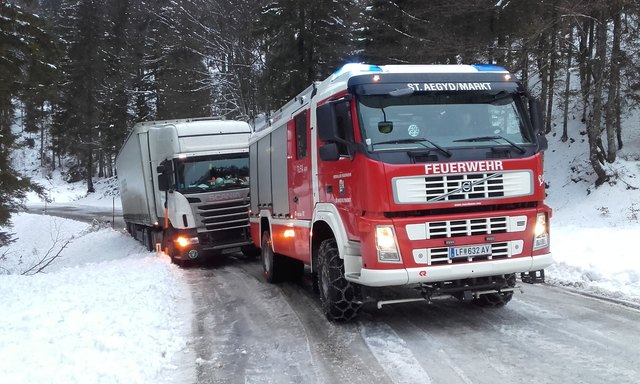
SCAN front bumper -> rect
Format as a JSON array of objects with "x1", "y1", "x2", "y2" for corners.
[{"x1": 346, "y1": 253, "x2": 553, "y2": 287}]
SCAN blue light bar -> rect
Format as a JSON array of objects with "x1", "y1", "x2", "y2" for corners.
[
  {"x1": 331, "y1": 63, "x2": 383, "y2": 79},
  {"x1": 472, "y1": 64, "x2": 508, "y2": 72}
]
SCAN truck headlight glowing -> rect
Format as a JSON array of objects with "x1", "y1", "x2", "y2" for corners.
[
  {"x1": 375, "y1": 225, "x2": 402, "y2": 263},
  {"x1": 533, "y1": 212, "x2": 549, "y2": 250},
  {"x1": 175, "y1": 236, "x2": 199, "y2": 248}
]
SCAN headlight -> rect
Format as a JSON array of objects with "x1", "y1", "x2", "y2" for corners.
[
  {"x1": 175, "y1": 236, "x2": 199, "y2": 248},
  {"x1": 375, "y1": 225, "x2": 402, "y2": 263},
  {"x1": 533, "y1": 212, "x2": 549, "y2": 250}
]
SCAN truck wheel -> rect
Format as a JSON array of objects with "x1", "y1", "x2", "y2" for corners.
[
  {"x1": 261, "y1": 231, "x2": 303, "y2": 283},
  {"x1": 318, "y1": 238, "x2": 361, "y2": 322},
  {"x1": 261, "y1": 231, "x2": 282, "y2": 283},
  {"x1": 474, "y1": 273, "x2": 516, "y2": 307},
  {"x1": 241, "y1": 244, "x2": 261, "y2": 259}
]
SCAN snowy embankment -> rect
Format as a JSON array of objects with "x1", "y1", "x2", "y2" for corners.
[
  {"x1": 0, "y1": 214, "x2": 194, "y2": 384},
  {"x1": 543, "y1": 110, "x2": 640, "y2": 305}
]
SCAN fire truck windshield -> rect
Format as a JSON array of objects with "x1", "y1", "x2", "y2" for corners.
[
  {"x1": 174, "y1": 153, "x2": 249, "y2": 194},
  {"x1": 357, "y1": 91, "x2": 534, "y2": 151}
]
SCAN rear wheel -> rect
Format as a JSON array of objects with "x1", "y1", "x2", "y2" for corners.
[
  {"x1": 261, "y1": 231, "x2": 304, "y2": 283},
  {"x1": 140, "y1": 227, "x2": 154, "y2": 251},
  {"x1": 474, "y1": 273, "x2": 516, "y2": 307},
  {"x1": 261, "y1": 231, "x2": 281, "y2": 283},
  {"x1": 318, "y1": 238, "x2": 361, "y2": 322}
]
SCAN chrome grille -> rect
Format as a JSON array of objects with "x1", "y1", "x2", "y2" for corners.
[
  {"x1": 196, "y1": 198, "x2": 250, "y2": 232},
  {"x1": 394, "y1": 171, "x2": 532, "y2": 204},
  {"x1": 426, "y1": 173, "x2": 504, "y2": 201},
  {"x1": 427, "y1": 217, "x2": 508, "y2": 239},
  {"x1": 406, "y1": 215, "x2": 527, "y2": 241}
]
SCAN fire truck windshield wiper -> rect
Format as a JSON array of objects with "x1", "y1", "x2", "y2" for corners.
[
  {"x1": 372, "y1": 138, "x2": 452, "y2": 157},
  {"x1": 453, "y1": 135, "x2": 526, "y2": 154}
]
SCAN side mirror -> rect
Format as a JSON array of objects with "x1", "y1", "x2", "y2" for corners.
[
  {"x1": 537, "y1": 131, "x2": 548, "y2": 151},
  {"x1": 529, "y1": 98, "x2": 548, "y2": 151},
  {"x1": 157, "y1": 160, "x2": 173, "y2": 191},
  {"x1": 317, "y1": 102, "x2": 339, "y2": 142},
  {"x1": 319, "y1": 143, "x2": 340, "y2": 161}
]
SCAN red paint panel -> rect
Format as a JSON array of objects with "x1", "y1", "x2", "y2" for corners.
[
  {"x1": 270, "y1": 222, "x2": 311, "y2": 264},
  {"x1": 288, "y1": 112, "x2": 313, "y2": 221},
  {"x1": 250, "y1": 220, "x2": 261, "y2": 248}
]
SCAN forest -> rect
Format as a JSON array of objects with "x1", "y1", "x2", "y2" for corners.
[{"x1": 1, "y1": 0, "x2": 639, "y2": 230}]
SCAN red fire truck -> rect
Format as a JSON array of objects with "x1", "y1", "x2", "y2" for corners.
[{"x1": 249, "y1": 64, "x2": 552, "y2": 321}]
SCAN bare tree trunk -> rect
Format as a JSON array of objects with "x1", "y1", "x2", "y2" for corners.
[
  {"x1": 108, "y1": 153, "x2": 114, "y2": 178},
  {"x1": 545, "y1": 17, "x2": 559, "y2": 134},
  {"x1": 606, "y1": 8, "x2": 622, "y2": 159},
  {"x1": 86, "y1": 150, "x2": 95, "y2": 193},
  {"x1": 561, "y1": 26, "x2": 574, "y2": 142},
  {"x1": 588, "y1": 11, "x2": 609, "y2": 186},
  {"x1": 615, "y1": 85, "x2": 623, "y2": 150},
  {"x1": 537, "y1": 34, "x2": 549, "y2": 125},
  {"x1": 98, "y1": 149, "x2": 104, "y2": 178},
  {"x1": 578, "y1": 19, "x2": 594, "y2": 123},
  {"x1": 520, "y1": 54, "x2": 530, "y2": 93},
  {"x1": 39, "y1": 103, "x2": 45, "y2": 167}
]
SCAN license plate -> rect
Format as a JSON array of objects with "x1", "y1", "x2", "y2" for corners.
[{"x1": 449, "y1": 244, "x2": 492, "y2": 259}]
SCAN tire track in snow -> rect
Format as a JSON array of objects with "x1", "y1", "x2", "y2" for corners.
[{"x1": 360, "y1": 321, "x2": 432, "y2": 384}]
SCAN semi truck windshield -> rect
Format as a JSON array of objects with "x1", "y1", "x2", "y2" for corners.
[
  {"x1": 357, "y1": 92, "x2": 533, "y2": 151},
  {"x1": 174, "y1": 153, "x2": 249, "y2": 194}
]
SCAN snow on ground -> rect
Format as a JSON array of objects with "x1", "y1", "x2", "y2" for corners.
[
  {"x1": 1, "y1": 132, "x2": 194, "y2": 383},
  {"x1": 0, "y1": 213, "x2": 194, "y2": 384},
  {"x1": 544, "y1": 107, "x2": 640, "y2": 304}
]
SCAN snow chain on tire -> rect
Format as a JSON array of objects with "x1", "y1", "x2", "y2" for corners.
[{"x1": 318, "y1": 238, "x2": 361, "y2": 322}]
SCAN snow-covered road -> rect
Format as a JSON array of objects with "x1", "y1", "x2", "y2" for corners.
[{"x1": 187, "y1": 257, "x2": 640, "y2": 384}]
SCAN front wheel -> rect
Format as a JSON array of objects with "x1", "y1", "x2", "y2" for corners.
[{"x1": 318, "y1": 238, "x2": 361, "y2": 322}]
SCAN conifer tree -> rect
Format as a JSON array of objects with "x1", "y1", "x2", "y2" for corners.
[
  {"x1": 256, "y1": 0, "x2": 360, "y2": 107},
  {"x1": 0, "y1": 1, "x2": 50, "y2": 244}
]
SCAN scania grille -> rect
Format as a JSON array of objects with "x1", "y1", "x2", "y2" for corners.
[
  {"x1": 196, "y1": 199, "x2": 250, "y2": 232},
  {"x1": 394, "y1": 171, "x2": 532, "y2": 204},
  {"x1": 411, "y1": 241, "x2": 523, "y2": 266},
  {"x1": 406, "y1": 216, "x2": 527, "y2": 240}
]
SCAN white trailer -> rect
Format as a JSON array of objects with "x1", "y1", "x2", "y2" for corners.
[{"x1": 116, "y1": 117, "x2": 257, "y2": 264}]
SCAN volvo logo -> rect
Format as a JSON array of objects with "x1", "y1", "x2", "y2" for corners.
[{"x1": 461, "y1": 181, "x2": 472, "y2": 193}]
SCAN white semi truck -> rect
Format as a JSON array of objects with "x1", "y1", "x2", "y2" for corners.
[{"x1": 116, "y1": 117, "x2": 257, "y2": 265}]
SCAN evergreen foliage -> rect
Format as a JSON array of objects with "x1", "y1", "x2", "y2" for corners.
[
  {"x1": 1, "y1": 0, "x2": 639, "y2": 223},
  {"x1": 0, "y1": 1, "x2": 50, "y2": 243}
]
